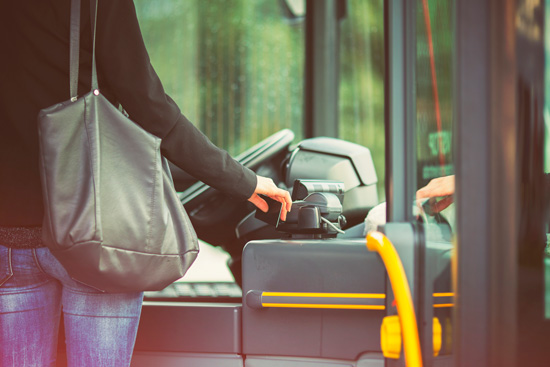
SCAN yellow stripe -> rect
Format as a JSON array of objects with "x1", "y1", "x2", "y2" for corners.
[
  {"x1": 433, "y1": 303, "x2": 454, "y2": 308},
  {"x1": 433, "y1": 293, "x2": 454, "y2": 298},
  {"x1": 262, "y1": 303, "x2": 386, "y2": 310},
  {"x1": 262, "y1": 292, "x2": 386, "y2": 299}
]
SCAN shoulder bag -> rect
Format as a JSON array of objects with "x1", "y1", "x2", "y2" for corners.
[{"x1": 37, "y1": 0, "x2": 199, "y2": 293}]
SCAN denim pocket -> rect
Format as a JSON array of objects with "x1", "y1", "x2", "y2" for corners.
[
  {"x1": 0, "y1": 246, "x2": 13, "y2": 287},
  {"x1": 70, "y1": 276, "x2": 107, "y2": 293}
]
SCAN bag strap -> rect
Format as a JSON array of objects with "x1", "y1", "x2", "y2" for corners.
[
  {"x1": 69, "y1": 0, "x2": 99, "y2": 101},
  {"x1": 90, "y1": 0, "x2": 99, "y2": 92},
  {"x1": 69, "y1": 0, "x2": 80, "y2": 100}
]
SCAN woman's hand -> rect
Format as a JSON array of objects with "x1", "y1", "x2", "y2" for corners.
[{"x1": 248, "y1": 175, "x2": 292, "y2": 221}]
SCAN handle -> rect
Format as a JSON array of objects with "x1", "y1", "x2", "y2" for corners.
[
  {"x1": 366, "y1": 231, "x2": 423, "y2": 367},
  {"x1": 69, "y1": 0, "x2": 99, "y2": 100}
]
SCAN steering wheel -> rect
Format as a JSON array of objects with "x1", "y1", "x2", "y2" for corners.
[
  {"x1": 178, "y1": 129, "x2": 295, "y2": 247},
  {"x1": 181, "y1": 129, "x2": 294, "y2": 207}
]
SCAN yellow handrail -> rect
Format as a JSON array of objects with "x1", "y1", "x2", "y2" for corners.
[{"x1": 366, "y1": 231, "x2": 423, "y2": 367}]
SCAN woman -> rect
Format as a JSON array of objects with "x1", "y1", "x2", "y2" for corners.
[{"x1": 0, "y1": 1, "x2": 291, "y2": 366}]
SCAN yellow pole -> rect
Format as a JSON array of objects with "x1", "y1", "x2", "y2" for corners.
[{"x1": 366, "y1": 231, "x2": 423, "y2": 367}]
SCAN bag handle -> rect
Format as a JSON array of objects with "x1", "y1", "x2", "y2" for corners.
[{"x1": 69, "y1": 0, "x2": 99, "y2": 101}]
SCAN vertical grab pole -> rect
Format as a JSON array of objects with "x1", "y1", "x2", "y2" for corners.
[{"x1": 367, "y1": 231, "x2": 423, "y2": 367}]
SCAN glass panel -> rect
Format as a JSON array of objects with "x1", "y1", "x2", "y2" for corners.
[
  {"x1": 415, "y1": 0, "x2": 455, "y2": 358},
  {"x1": 134, "y1": 0, "x2": 304, "y2": 156},
  {"x1": 416, "y1": 0, "x2": 454, "y2": 194},
  {"x1": 415, "y1": 0, "x2": 455, "y2": 231},
  {"x1": 339, "y1": 0, "x2": 385, "y2": 200}
]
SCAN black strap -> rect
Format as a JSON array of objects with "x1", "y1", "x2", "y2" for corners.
[
  {"x1": 90, "y1": 0, "x2": 98, "y2": 91},
  {"x1": 69, "y1": 0, "x2": 98, "y2": 100}
]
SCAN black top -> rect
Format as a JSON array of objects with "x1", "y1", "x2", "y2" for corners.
[{"x1": 0, "y1": 0, "x2": 257, "y2": 227}]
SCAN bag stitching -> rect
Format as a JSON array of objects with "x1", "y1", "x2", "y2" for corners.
[
  {"x1": 98, "y1": 244, "x2": 199, "y2": 257},
  {"x1": 66, "y1": 240, "x2": 199, "y2": 257},
  {"x1": 38, "y1": 122, "x2": 58, "y2": 248},
  {"x1": 84, "y1": 95, "x2": 101, "y2": 241},
  {"x1": 145, "y1": 139, "x2": 160, "y2": 250}
]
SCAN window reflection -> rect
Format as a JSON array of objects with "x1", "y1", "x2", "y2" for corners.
[
  {"x1": 415, "y1": 0, "x2": 455, "y2": 235},
  {"x1": 416, "y1": 0, "x2": 454, "y2": 190}
]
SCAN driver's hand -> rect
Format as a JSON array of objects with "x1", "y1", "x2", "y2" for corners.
[
  {"x1": 248, "y1": 175, "x2": 292, "y2": 221},
  {"x1": 416, "y1": 175, "x2": 455, "y2": 213}
]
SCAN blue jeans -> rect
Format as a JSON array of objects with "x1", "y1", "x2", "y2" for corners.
[{"x1": 0, "y1": 245, "x2": 144, "y2": 367}]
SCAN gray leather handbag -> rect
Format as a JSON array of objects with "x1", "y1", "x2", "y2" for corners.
[{"x1": 37, "y1": 0, "x2": 199, "y2": 293}]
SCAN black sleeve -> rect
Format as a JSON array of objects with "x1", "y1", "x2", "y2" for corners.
[{"x1": 93, "y1": 0, "x2": 256, "y2": 201}]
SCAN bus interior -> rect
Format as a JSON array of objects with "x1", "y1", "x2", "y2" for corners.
[{"x1": 51, "y1": 0, "x2": 550, "y2": 366}]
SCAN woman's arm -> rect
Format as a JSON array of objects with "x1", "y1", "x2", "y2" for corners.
[{"x1": 92, "y1": 0, "x2": 291, "y2": 217}]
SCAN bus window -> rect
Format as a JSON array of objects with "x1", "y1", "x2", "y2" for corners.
[
  {"x1": 416, "y1": 0, "x2": 454, "y2": 219},
  {"x1": 340, "y1": 0, "x2": 385, "y2": 200},
  {"x1": 133, "y1": 0, "x2": 305, "y2": 285},
  {"x1": 416, "y1": 0, "x2": 454, "y2": 189},
  {"x1": 134, "y1": 0, "x2": 305, "y2": 156},
  {"x1": 415, "y1": 0, "x2": 455, "y2": 237}
]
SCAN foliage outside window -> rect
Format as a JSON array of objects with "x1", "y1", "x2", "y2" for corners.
[
  {"x1": 339, "y1": 0, "x2": 385, "y2": 200},
  {"x1": 135, "y1": 0, "x2": 304, "y2": 156}
]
